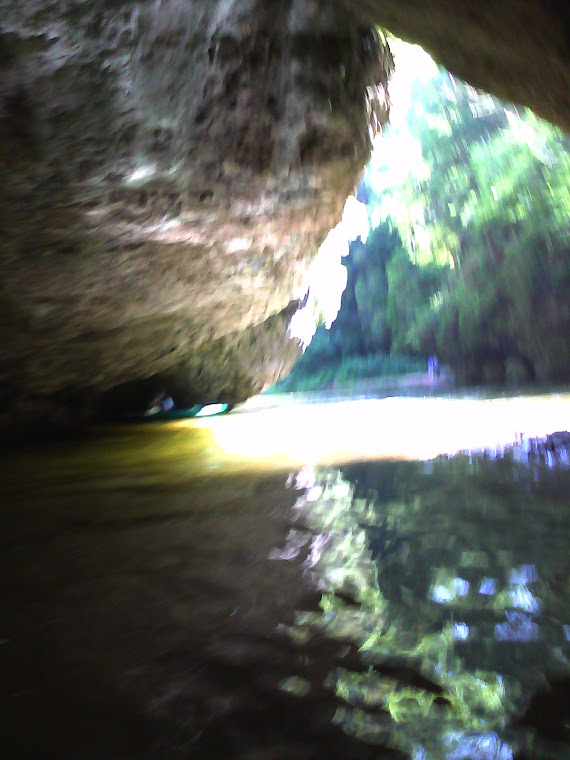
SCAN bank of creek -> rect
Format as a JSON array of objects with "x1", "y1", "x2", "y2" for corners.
[{"x1": 1, "y1": 389, "x2": 570, "y2": 760}]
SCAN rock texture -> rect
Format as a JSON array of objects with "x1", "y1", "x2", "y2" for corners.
[
  {"x1": 0, "y1": 0, "x2": 391, "y2": 435},
  {"x1": 99, "y1": 301, "x2": 303, "y2": 418},
  {"x1": 0, "y1": 0, "x2": 569, "y2": 436}
]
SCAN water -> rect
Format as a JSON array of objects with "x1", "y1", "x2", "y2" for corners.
[{"x1": 1, "y1": 391, "x2": 569, "y2": 759}]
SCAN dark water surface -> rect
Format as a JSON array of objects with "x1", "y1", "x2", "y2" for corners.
[{"x1": 1, "y1": 392, "x2": 569, "y2": 759}]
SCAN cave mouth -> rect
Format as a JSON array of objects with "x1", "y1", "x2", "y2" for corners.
[
  {"x1": 275, "y1": 37, "x2": 570, "y2": 396},
  {"x1": 2, "y1": 7, "x2": 570, "y2": 758},
  {"x1": 80, "y1": 37, "x2": 570, "y2": 417}
]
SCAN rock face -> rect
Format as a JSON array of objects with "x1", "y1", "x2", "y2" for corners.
[
  {"x1": 0, "y1": 0, "x2": 391, "y2": 435},
  {"x1": 0, "y1": 0, "x2": 568, "y2": 436},
  {"x1": 99, "y1": 302, "x2": 303, "y2": 418}
]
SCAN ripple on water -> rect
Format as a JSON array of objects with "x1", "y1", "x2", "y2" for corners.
[{"x1": 1, "y1": 391, "x2": 569, "y2": 759}]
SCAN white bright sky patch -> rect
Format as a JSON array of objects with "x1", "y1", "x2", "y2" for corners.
[
  {"x1": 388, "y1": 39, "x2": 438, "y2": 128},
  {"x1": 288, "y1": 196, "x2": 369, "y2": 347},
  {"x1": 495, "y1": 613, "x2": 539, "y2": 642},
  {"x1": 479, "y1": 578, "x2": 497, "y2": 595},
  {"x1": 341, "y1": 195, "x2": 370, "y2": 244},
  {"x1": 453, "y1": 623, "x2": 470, "y2": 641},
  {"x1": 508, "y1": 565, "x2": 539, "y2": 585},
  {"x1": 510, "y1": 586, "x2": 540, "y2": 614},
  {"x1": 366, "y1": 39, "x2": 437, "y2": 226}
]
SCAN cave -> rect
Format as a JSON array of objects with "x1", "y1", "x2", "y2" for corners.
[
  {"x1": 1, "y1": 4, "x2": 570, "y2": 756},
  {"x1": 0, "y1": 0, "x2": 569, "y2": 438}
]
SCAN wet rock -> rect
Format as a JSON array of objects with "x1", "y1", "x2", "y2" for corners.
[{"x1": 98, "y1": 301, "x2": 303, "y2": 416}]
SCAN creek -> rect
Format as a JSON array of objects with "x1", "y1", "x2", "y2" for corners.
[{"x1": 1, "y1": 390, "x2": 570, "y2": 760}]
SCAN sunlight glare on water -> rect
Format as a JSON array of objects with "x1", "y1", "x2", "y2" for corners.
[
  {"x1": 202, "y1": 392, "x2": 570, "y2": 467},
  {"x1": 4, "y1": 391, "x2": 568, "y2": 497}
]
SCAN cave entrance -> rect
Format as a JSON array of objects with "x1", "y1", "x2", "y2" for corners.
[{"x1": 277, "y1": 38, "x2": 570, "y2": 395}]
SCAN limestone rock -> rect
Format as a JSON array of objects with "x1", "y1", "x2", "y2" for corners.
[
  {"x1": 0, "y1": 0, "x2": 391, "y2": 435},
  {"x1": 98, "y1": 300, "x2": 303, "y2": 417}
]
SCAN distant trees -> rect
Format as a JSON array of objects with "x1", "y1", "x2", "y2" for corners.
[
  {"x1": 274, "y1": 223, "x2": 426, "y2": 392},
  {"x1": 367, "y1": 68, "x2": 570, "y2": 384},
  {"x1": 278, "y1": 64, "x2": 570, "y2": 392}
]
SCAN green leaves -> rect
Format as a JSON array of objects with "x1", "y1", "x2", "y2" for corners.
[
  {"x1": 369, "y1": 63, "x2": 570, "y2": 382},
  {"x1": 279, "y1": 48, "x2": 569, "y2": 391}
]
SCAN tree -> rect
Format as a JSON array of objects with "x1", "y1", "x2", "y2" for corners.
[{"x1": 380, "y1": 68, "x2": 570, "y2": 383}]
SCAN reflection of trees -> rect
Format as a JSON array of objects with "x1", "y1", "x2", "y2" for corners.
[{"x1": 279, "y1": 457, "x2": 570, "y2": 759}]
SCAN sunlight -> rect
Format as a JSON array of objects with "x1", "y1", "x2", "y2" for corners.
[
  {"x1": 200, "y1": 393, "x2": 570, "y2": 468},
  {"x1": 195, "y1": 403, "x2": 229, "y2": 417},
  {"x1": 288, "y1": 195, "x2": 369, "y2": 347},
  {"x1": 365, "y1": 38, "x2": 435, "y2": 226},
  {"x1": 387, "y1": 38, "x2": 438, "y2": 128},
  {"x1": 282, "y1": 36, "x2": 569, "y2": 398}
]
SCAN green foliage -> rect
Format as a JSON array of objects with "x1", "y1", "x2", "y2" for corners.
[
  {"x1": 278, "y1": 61, "x2": 569, "y2": 393},
  {"x1": 274, "y1": 341, "x2": 424, "y2": 393},
  {"x1": 372, "y1": 68, "x2": 570, "y2": 383},
  {"x1": 273, "y1": 220, "x2": 426, "y2": 393},
  {"x1": 350, "y1": 224, "x2": 400, "y2": 352},
  {"x1": 284, "y1": 462, "x2": 564, "y2": 759},
  {"x1": 385, "y1": 252, "x2": 447, "y2": 353}
]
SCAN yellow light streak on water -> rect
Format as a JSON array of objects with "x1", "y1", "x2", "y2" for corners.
[{"x1": 3, "y1": 392, "x2": 569, "y2": 497}]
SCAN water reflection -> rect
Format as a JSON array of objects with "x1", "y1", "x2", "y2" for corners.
[
  {"x1": 1, "y1": 392, "x2": 570, "y2": 760},
  {"x1": 270, "y1": 452, "x2": 570, "y2": 759},
  {"x1": 223, "y1": 392, "x2": 570, "y2": 465}
]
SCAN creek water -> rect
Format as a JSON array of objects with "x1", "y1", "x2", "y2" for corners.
[{"x1": 1, "y1": 390, "x2": 570, "y2": 760}]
